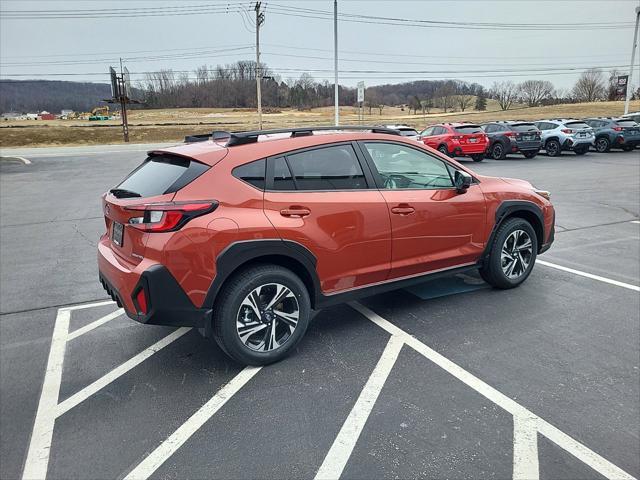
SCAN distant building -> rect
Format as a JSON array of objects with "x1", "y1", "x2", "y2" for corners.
[
  {"x1": 1, "y1": 112, "x2": 23, "y2": 120},
  {"x1": 60, "y1": 109, "x2": 74, "y2": 117},
  {"x1": 38, "y1": 111, "x2": 55, "y2": 120},
  {"x1": 26, "y1": 113, "x2": 38, "y2": 120}
]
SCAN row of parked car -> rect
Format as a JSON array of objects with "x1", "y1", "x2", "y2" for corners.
[{"x1": 385, "y1": 113, "x2": 640, "y2": 161}]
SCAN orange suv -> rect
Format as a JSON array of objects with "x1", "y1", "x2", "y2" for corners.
[{"x1": 98, "y1": 126, "x2": 555, "y2": 365}]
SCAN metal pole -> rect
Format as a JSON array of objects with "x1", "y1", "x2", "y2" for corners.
[
  {"x1": 255, "y1": 2, "x2": 263, "y2": 130},
  {"x1": 119, "y1": 58, "x2": 129, "y2": 142},
  {"x1": 624, "y1": 6, "x2": 640, "y2": 115},
  {"x1": 334, "y1": 0, "x2": 339, "y2": 126}
]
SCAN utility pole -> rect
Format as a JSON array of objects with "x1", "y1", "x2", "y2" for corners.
[
  {"x1": 624, "y1": 5, "x2": 640, "y2": 115},
  {"x1": 334, "y1": 0, "x2": 339, "y2": 126},
  {"x1": 255, "y1": 2, "x2": 265, "y2": 130},
  {"x1": 119, "y1": 58, "x2": 129, "y2": 142}
]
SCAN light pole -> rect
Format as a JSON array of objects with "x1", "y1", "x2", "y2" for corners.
[
  {"x1": 624, "y1": 5, "x2": 640, "y2": 115},
  {"x1": 334, "y1": 0, "x2": 339, "y2": 126}
]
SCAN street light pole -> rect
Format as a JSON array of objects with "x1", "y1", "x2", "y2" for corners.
[
  {"x1": 624, "y1": 5, "x2": 640, "y2": 115},
  {"x1": 334, "y1": 0, "x2": 339, "y2": 126}
]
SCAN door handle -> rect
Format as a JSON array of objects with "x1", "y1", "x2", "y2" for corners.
[
  {"x1": 280, "y1": 207, "x2": 311, "y2": 218},
  {"x1": 391, "y1": 205, "x2": 415, "y2": 215}
]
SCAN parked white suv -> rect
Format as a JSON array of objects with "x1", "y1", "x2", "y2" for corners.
[
  {"x1": 379, "y1": 124, "x2": 420, "y2": 141},
  {"x1": 534, "y1": 119, "x2": 595, "y2": 156}
]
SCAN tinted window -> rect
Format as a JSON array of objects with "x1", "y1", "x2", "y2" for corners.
[
  {"x1": 565, "y1": 121, "x2": 590, "y2": 129},
  {"x1": 272, "y1": 157, "x2": 295, "y2": 190},
  {"x1": 420, "y1": 127, "x2": 434, "y2": 136},
  {"x1": 431, "y1": 126, "x2": 444, "y2": 135},
  {"x1": 482, "y1": 124, "x2": 495, "y2": 133},
  {"x1": 511, "y1": 123, "x2": 538, "y2": 132},
  {"x1": 398, "y1": 128, "x2": 419, "y2": 136},
  {"x1": 285, "y1": 145, "x2": 366, "y2": 190},
  {"x1": 364, "y1": 142, "x2": 454, "y2": 190},
  {"x1": 454, "y1": 125, "x2": 483, "y2": 134},
  {"x1": 114, "y1": 155, "x2": 208, "y2": 198},
  {"x1": 233, "y1": 159, "x2": 266, "y2": 189},
  {"x1": 615, "y1": 120, "x2": 638, "y2": 127}
]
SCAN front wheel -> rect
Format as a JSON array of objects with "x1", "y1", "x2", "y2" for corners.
[
  {"x1": 573, "y1": 145, "x2": 589, "y2": 155},
  {"x1": 213, "y1": 265, "x2": 311, "y2": 365},
  {"x1": 438, "y1": 145, "x2": 450, "y2": 157},
  {"x1": 523, "y1": 151, "x2": 538, "y2": 159},
  {"x1": 545, "y1": 139, "x2": 561, "y2": 157},
  {"x1": 479, "y1": 217, "x2": 538, "y2": 289},
  {"x1": 595, "y1": 137, "x2": 610, "y2": 153},
  {"x1": 490, "y1": 143, "x2": 506, "y2": 160},
  {"x1": 471, "y1": 154, "x2": 484, "y2": 162},
  {"x1": 622, "y1": 145, "x2": 634, "y2": 152}
]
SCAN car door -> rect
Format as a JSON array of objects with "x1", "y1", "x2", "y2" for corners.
[
  {"x1": 358, "y1": 140, "x2": 486, "y2": 279},
  {"x1": 483, "y1": 124, "x2": 497, "y2": 147},
  {"x1": 423, "y1": 126, "x2": 441, "y2": 149},
  {"x1": 263, "y1": 142, "x2": 392, "y2": 294}
]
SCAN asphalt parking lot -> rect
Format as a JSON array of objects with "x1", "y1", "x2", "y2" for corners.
[{"x1": 1, "y1": 144, "x2": 638, "y2": 480}]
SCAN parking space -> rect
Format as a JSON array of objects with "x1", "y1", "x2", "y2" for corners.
[{"x1": 1, "y1": 146, "x2": 638, "y2": 479}]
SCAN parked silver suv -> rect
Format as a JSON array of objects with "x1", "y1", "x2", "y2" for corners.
[{"x1": 534, "y1": 119, "x2": 594, "y2": 156}]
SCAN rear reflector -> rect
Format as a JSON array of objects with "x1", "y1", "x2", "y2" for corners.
[{"x1": 135, "y1": 288, "x2": 148, "y2": 314}]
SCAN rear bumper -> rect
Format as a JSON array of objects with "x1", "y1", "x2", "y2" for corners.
[
  {"x1": 452, "y1": 143, "x2": 488, "y2": 156},
  {"x1": 98, "y1": 237, "x2": 210, "y2": 328},
  {"x1": 563, "y1": 137, "x2": 594, "y2": 149}
]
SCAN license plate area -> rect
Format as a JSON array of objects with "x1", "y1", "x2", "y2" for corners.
[
  {"x1": 469, "y1": 138, "x2": 478, "y2": 143},
  {"x1": 523, "y1": 135, "x2": 534, "y2": 141},
  {"x1": 112, "y1": 221, "x2": 124, "y2": 247}
]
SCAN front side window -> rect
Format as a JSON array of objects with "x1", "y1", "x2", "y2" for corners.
[
  {"x1": 285, "y1": 144, "x2": 366, "y2": 190},
  {"x1": 363, "y1": 142, "x2": 454, "y2": 190},
  {"x1": 420, "y1": 127, "x2": 434, "y2": 137}
]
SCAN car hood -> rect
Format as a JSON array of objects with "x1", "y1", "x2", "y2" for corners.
[{"x1": 500, "y1": 177, "x2": 534, "y2": 189}]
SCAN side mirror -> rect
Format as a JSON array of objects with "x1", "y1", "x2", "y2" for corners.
[{"x1": 454, "y1": 170, "x2": 472, "y2": 193}]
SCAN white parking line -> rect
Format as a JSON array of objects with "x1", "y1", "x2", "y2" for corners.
[
  {"x1": 56, "y1": 327, "x2": 191, "y2": 417},
  {"x1": 513, "y1": 416, "x2": 540, "y2": 480},
  {"x1": 315, "y1": 336, "x2": 404, "y2": 480},
  {"x1": 350, "y1": 302, "x2": 636, "y2": 480},
  {"x1": 123, "y1": 366, "x2": 262, "y2": 480},
  {"x1": 537, "y1": 260, "x2": 640, "y2": 292},
  {"x1": 67, "y1": 308, "x2": 124, "y2": 341}
]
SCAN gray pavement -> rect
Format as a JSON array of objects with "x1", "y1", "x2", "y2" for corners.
[{"x1": 1, "y1": 146, "x2": 638, "y2": 479}]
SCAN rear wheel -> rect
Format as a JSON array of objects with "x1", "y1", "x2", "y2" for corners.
[
  {"x1": 479, "y1": 217, "x2": 538, "y2": 289},
  {"x1": 523, "y1": 151, "x2": 538, "y2": 159},
  {"x1": 490, "y1": 143, "x2": 506, "y2": 160},
  {"x1": 622, "y1": 145, "x2": 634, "y2": 152},
  {"x1": 595, "y1": 137, "x2": 610, "y2": 153},
  {"x1": 438, "y1": 144, "x2": 450, "y2": 157},
  {"x1": 471, "y1": 154, "x2": 484, "y2": 162},
  {"x1": 545, "y1": 139, "x2": 561, "y2": 157},
  {"x1": 573, "y1": 145, "x2": 589, "y2": 155},
  {"x1": 213, "y1": 265, "x2": 311, "y2": 365}
]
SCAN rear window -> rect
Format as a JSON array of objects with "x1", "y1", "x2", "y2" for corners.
[
  {"x1": 233, "y1": 159, "x2": 266, "y2": 189},
  {"x1": 615, "y1": 120, "x2": 638, "y2": 127},
  {"x1": 454, "y1": 125, "x2": 482, "y2": 134},
  {"x1": 511, "y1": 123, "x2": 538, "y2": 132},
  {"x1": 565, "y1": 122, "x2": 590, "y2": 129},
  {"x1": 114, "y1": 155, "x2": 208, "y2": 198},
  {"x1": 398, "y1": 128, "x2": 418, "y2": 136}
]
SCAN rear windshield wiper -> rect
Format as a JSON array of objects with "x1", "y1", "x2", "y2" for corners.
[{"x1": 109, "y1": 188, "x2": 141, "y2": 198}]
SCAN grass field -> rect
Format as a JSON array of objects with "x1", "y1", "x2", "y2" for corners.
[{"x1": 1, "y1": 100, "x2": 638, "y2": 148}]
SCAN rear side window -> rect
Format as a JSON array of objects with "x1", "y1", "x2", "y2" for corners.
[
  {"x1": 511, "y1": 123, "x2": 538, "y2": 132},
  {"x1": 233, "y1": 159, "x2": 266, "y2": 189},
  {"x1": 114, "y1": 155, "x2": 208, "y2": 198},
  {"x1": 454, "y1": 125, "x2": 482, "y2": 134},
  {"x1": 285, "y1": 145, "x2": 366, "y2": 190}
]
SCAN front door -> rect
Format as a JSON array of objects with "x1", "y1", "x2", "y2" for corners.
[
  {"x1": 358, "y1": 141, "x2": 486, "y2": 279},
  {"x1": 263, "y1": 142, "x2": 392, "y2": 294}
]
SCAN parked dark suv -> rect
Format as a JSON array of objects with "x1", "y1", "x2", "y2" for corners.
[
  {"x1": 481, "y1": 121, "x2": 542, "y2": 159},
  {"x1": 583, "y1": 117, "x2": 640, "y2": 152},
  {"x1": 98, "y1": 126, "x2": 555, "y2": 365}
]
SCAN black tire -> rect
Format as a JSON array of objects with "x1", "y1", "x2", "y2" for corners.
[
  {"x1": 545, "y1": 139, "x2": 561, "y2": 157},
  {"x1": 490, "y1": 142, "x2": 506, "y2": 160},
  {"x1": 471, "y1": 154, "x2": 484, "y2": 162},
  {"x1": 523, "y1": 150, "x2": 538, "y2": 159},
  {"x1": 573, "y1": 145, "x2": 589, "y2": 155},
  {"x1": 213, "y1": 264, "x2": 311, "y2": 365},
  {"x1": 438, "y1": 144, "x2": 450, "y2": 157},
  {"x1": 479, "y1": 217, "x2": 538, "y2": 289},
  {"x1": 622, "y1": 145, "x2": 634, "y2": 152},
  {"x1": 595, "y1": 136, "x2": 610, "y2": 153}
]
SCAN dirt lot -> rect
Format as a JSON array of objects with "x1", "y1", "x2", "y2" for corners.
[{"x1": 1, "y1": 100, "x2": 638, "y2": 147}]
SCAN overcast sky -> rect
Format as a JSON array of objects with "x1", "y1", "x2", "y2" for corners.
[{"x1": 1, "y1": 0, "x2": 639, "y2": 92}]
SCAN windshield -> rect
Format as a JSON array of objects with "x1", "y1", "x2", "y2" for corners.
[{"x1": 565, "y1": 122, "x2": 590, "y2": 129}]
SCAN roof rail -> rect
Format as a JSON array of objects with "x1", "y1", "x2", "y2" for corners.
[{"x1": 184, "y1": 125, "x2": 401, "y2": 145}]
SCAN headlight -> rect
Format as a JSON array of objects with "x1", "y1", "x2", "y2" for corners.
[{"x1": 533, "y1": 188, "x2": 551, "y2": 201}]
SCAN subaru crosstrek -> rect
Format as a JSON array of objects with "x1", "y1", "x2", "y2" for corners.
[
  {"x1": 583, "y1": 117, "x2": 640, "y2": 152},
  {"x1": 98, "y1": 126, "x2": 555, "y2": 365},
  {"x1": 480, "y1": 121, "x2": 542, "y2": 159},
  {"x1": 534, "y1": 119, "x2": 594, "y2": 156},
  {"x1": 418, "y1": 123, "x2": 489, "y2": 162}
]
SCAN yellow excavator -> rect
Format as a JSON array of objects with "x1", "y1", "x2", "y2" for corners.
[{"x1": 88, "y1": 106, "x2": 110, "y2": 121}]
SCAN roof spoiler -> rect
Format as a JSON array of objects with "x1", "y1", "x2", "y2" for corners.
[{"x1": 184, "y1": 125, "x2": 401, "y2": 146}]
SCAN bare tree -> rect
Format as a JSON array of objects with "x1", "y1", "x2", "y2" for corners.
[
  {"x1": 572, "y1": 68, "x2": 606, "y2": 102},
  {"x1": 453, "y1": 81, "x2": 474, "y2": 111},
  {"x1": 607, "y1": 69, "x2": 622, "y2": 100},
  {"x1": 518, "y1": 80, "x2": 554, "y2": 107},
  {"x1": 491, "y1": 81, "x2": 518, "y2": 111},
  {"x1": 435, "y1": 82, "x2": 456, "y2": 113}
]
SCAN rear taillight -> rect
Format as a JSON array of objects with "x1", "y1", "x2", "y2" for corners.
[
  {"x1": 612, "y1": 126, "x2": 623, "y2": 131},
  {"x1": 562, "y1": 129, "x2": 574, "y2": 134},
  {"x1": 451, "y1": 135, "x2": 462, "y2": 140},
  {"x1": 125, "y1": 201, "x2": 218, "y2": 233},
  {"x1": 135, "y1": 288, "x2": 148, "y2": 314},
  {"x1": 505, "y1": 131, "x2": 517, "y2": 137}
]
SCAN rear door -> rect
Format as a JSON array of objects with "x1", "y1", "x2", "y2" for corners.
[
  {"x1": 263, "y1": 142, "x2": 392, "y2": 294},
  {"x1": 359, "y1": 141, "x2": 486, "y2": 279}
]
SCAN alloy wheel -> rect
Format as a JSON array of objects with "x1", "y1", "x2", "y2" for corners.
[
  {"x1": 492, "y1": 144, "x2": 503, "y2": 159},
  {"x1": 501, "y1": 230, "x2": 533, "y2": 279},
  {"x1": 546, "y1": 142, "x2": 559, "y2": 156},
  {"x1": 236, "y1": 283, "x2": 299, "y2": 352},
  {"x1": 596, "y1": 138, "x2": 609, "y2": 152}
]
